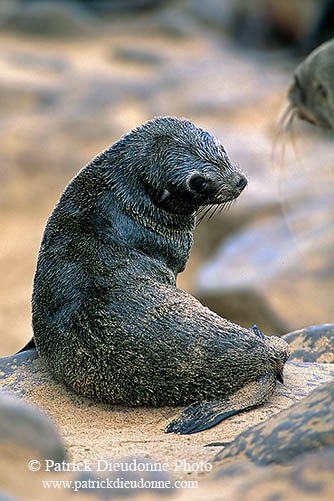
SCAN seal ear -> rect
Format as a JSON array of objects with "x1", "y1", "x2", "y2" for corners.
[{"x1": 158, "y1": 189, "x2": 171, "y2": 204}]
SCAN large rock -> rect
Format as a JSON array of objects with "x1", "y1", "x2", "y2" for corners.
[
  {"x1": 1, "y1": 0, "x2": 97, "y2": 37},
  {"x1": 83, "y1": 0, "x2": 167, "y2": 12},
  {"x1": 186, "y1": 447, "x2": 334, "y2": 501},
  {"x1": 214, "y1": 380, "x2": 334, "y2": 467},
  {"x1": 177, "y1": 447, "x2": 334, "y2": 501},
  {"x1": 283, "y1": 323, "x2": 334, "y2": 363},
  {"x1": 185, "y1": 0, "x2": 234, "y2": 31},
  {"x1": 0, "y1": 391, "x2": 66, "y2": 463},
  {"x1": 0, "y1": 389, "x2": 67, "y2": 501},
  {"x1": 227, "y1": 447, "x2": 334, "y2": 501},
  {"x1": 186, "y1": 0, "x2": 332, "y2": 51}
]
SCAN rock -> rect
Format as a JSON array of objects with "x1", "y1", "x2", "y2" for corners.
[
  {"x1": 186, "y1": 0, "x2": 234, "y2": 31},
  {"x1": 151, "y1": 52, "x2": 287, "y2": 118},
  {"x1": 175, "y1": 447, "x2": 334, "y2": 500},
  {"x1": 154, "y1": 7, "x2": 202, "y2": 39},
  {"x1": 0, "y1": 490, "x2": 18, "y2": 501},
  {"x1": 196, "y1": 289, "x2": 289, "y2": 335},
  {"x1": 284, "y1": 324, "x2": 334, "y2": 363},
  {"x1": 0, "y1": 1, "x2": 20, "y2": 27},
  {"x1": 193, "y1": 447, "x2": 334, "y2": 501},
  {"x1": 231, "y1": 447, "x2": 334, "y2": 501},
  {"x1": 191, "y1": 0, "x2": 332, "y2": 52},
  {"x1": 214, "y1": 381, "x2": 334, "y2": 467},
  {"x1": 83, "y1": 0, "x2": 167, "y2": 12},
  {"x1": 4, "y1": 49, "x2": 70, "y2": 74},
  {"x1": 113, "y1": 47, "x2": 165, "y2": 66},
  {"x1": 0, "y1": 391, "x2": 66, "y2": 463},
  {"x1": 1, "y1": 0, "x2": 96, "y2": 37}
]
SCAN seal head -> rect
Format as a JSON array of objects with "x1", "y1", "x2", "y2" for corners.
[
  {"x1": 288, "y1": 39, "x2": 334, "y2": 131},
  {"x1": 112, "y1": 117, "x2": 247, "y2": 217}
]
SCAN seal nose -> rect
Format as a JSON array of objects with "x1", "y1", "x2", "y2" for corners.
[{"x1": 236, "y1": 175, "x2": 247, "y2": 192}]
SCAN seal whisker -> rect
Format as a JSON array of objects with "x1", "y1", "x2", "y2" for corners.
[
  {"x1": 196, "y1": 205, "x2": 216, "y2": 225},
  {"x1": 279, "y1": 104, "x2": 295, "y2": 133},
  {"x1": 272, "y1": 101, "x2": 299, "y2": 171},
  {"x1": 225, "y1": 200, "x2": 234, "y2": 212},
  {"x1": 284, "y1": 108, "x2": 297, "y2": 137},
  {"x1": 208, "y1": 205, "x2": 220, "y2": 221}
]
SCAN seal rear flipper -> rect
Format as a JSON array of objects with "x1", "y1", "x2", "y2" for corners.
[
  {"x1": 165, "y1": 400, "x2": 238, "y2": 435},
  {"x1": 165, "y1": 374, "x2": 276, "y2": 435},
  {"x1": 16, "y1": 337, "x2": 36, "y2": 354}
]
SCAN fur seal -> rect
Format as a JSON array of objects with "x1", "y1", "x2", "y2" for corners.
[
  {"x1": 25, "y1": 117, "x2": 290, "y2": 434},
  {"x1": 286, "y1": 39, "x2": 334, "y2": 131}
]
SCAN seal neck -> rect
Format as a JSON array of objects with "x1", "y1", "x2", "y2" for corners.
[
  {"x1": 76, "y1": 156, "x2": 196, "y2": 276},
  {"x1": 122, "y1": 195, "x2": 196, "y2": 237}
]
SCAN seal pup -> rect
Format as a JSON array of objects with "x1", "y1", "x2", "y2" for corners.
[
  {"x1": 27, "y1": 117, "x2": 289, "y2": 434},
  {"x1": 284, "y1": 39, "x2": 334, "y2": 131}
]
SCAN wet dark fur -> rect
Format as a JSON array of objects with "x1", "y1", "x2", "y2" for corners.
[
  {"x1": 31, "y1": 117, "x2": 290, "y2": 433},
  {"x1": 284, "y1": 39, "x2": 334, "y2": 132}
]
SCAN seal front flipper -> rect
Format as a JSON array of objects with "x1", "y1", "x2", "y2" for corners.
[{"x1": 165, "y1": 374, "x2": 277, "y2": 435}]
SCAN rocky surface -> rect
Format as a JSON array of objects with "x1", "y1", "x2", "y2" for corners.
[
  {"x1": 0, "y1": 391, "x2": 66, "y2": 463},
  {"x1": 0, "y1": 0, "x2": 97, "y2": 37},
  {"x1": 182, "y1": 447, "x2": 334, "y2": 501},
  {"x1": 226, "y1": 447, "x2": 334, "y2": 501},
  {"x1": 214, "y1": 380, "x2": 334, "y2": 466},
  {"x1": 283, "y1": 323, "x2": 334, "y2": 363}
]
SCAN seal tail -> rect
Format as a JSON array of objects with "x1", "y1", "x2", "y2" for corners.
[{"x1": 165, "y1": 374, "x2": 276, "y2": 435}]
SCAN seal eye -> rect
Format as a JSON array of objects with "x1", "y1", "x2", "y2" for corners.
[
  {"x1": 189, "y1": 176, "x2": 208, "y2": 193},
  {"x1": 315, "y1": 82, "x2": 327, "y2": 99}
]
